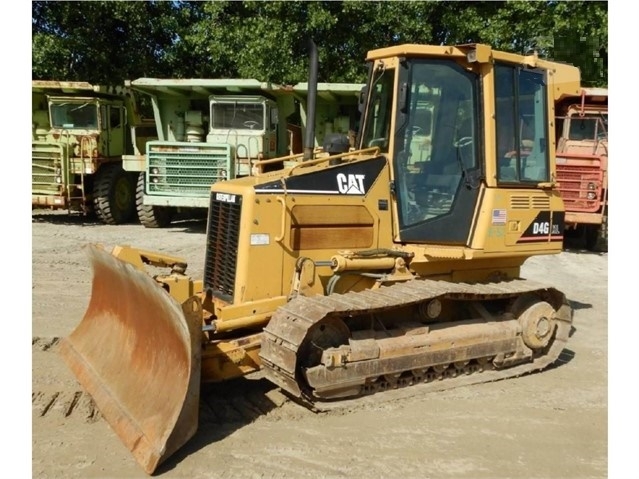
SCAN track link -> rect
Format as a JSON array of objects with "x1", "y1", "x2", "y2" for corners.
[{"x1": 260, "y1": 278, "x2": 572, "y2": 411}]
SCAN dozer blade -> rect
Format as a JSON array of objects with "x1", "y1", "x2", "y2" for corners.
[{"x1": 58, "y1": 244, "x2": 203, "y2": 474}]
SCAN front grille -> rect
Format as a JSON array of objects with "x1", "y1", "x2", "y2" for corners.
[
  {"x1": 556, "y1": 165, "x2": 602, "y2": 213},
  {"x1": 204, "y1": 192, "x2": 242, "y2": 302},
  {"x1": 32, "y1": 142, "x2": 65, "y2": 195},
  {"x1": 146, "y1": 141, "x2": 232, "y2": 197}
]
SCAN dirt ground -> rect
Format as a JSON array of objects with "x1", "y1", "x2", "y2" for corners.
[{"x1": 31, "y1": 209, "x2": 610, "y2": 479}]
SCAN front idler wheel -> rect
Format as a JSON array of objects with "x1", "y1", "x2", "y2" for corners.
[{"x1": 518, "y1": 300, "x2": 557, "y2": 350}]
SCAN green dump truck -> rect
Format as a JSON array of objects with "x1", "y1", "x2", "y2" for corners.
[
  {"x1": 122, "y1": 78, "x2": 363, "y2": 227},
  {"x1": 32, "y1": 81, "x2": 156, "y2": 224}
]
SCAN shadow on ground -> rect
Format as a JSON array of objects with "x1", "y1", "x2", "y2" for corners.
[
  {"x1": 568, "y1": 299, "x2": 592, "y2": 312},
  {"x1": 32, "y1": 209, "x2": 207, "y2": 233},
  {"x1": 157, "y1": 376, "x2": 284, "y2": 474},
  {"x1": 32, "y1": 211, "x2": 106, "y2": 226}
]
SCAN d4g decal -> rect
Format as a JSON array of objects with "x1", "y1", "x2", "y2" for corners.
[{"x1": 517, "y1": 211, "x2": 565, "y2": 243}]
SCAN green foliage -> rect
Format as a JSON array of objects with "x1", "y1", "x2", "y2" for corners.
[
  {"x1": 32, "y1": 1, "x2": 187, "y2": 84},
  {"x1": 547, "y1": 1, "x2": 608, "y2": 87},
  {"x1": 32, "y1": 1, "x2": 607, "y2": 87}
]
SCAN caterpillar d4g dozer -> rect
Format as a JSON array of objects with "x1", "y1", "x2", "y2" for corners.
[{"x1": 59, "y1": 42, "x2": 580, "y2": 474}]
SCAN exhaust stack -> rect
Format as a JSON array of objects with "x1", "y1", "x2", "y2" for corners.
[{"x1": 303, "y1": 39, "x2": 318, "y2": 161}]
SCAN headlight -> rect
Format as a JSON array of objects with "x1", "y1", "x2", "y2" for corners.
[
  {"x1": 55, "y1": 176, "x2": 62, "y2": 184},
  {"x1": 587, "y1": 182, "x2": 596, "y2": 190},
  {"x1": 152, "y1": 177, "x2": 160, "y2": 183},
  {"x1": 587, "y1": 192, "x2": 596, "y2": 200},
  {"x1": 55, "y1": 167, "x2": 61, "y2": 175},
  {"x1": 151, "y1": 167, "x2": 160, "y2": 175}
]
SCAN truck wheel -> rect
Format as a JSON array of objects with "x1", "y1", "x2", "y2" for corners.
[
  {"x1": 136, "y1": 172, "x2": 174, "y2": 228},
  {"x1": 92, "y1": 164, "x2": 137, "y2": 225},
  {"x1": 585, "y1": 215, "x2": 608, "y2": 252}
]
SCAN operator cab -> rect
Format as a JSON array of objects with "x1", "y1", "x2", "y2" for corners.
[{"x1": 358, "y1": 48, "x2": 551, "y2": 245}]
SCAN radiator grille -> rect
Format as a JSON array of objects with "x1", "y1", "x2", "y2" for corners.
[
  {"x1": 203, "y1": 193, "x2": 242, "y2": 302},
  {"x1": 146, "y1": 141, "x2": 232, "y2": 197},
  {"x1": 556, "y1": 165, "x2": 603, "y2": 213},
  {"x1": 32, "y1": 142, "x2": 65, "y2": 195}
]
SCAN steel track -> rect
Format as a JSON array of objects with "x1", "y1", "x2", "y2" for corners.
[{"x1": 260, "y1": 278, "x2": 572, "y2": 412}]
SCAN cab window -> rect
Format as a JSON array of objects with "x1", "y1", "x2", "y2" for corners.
[{"x1": 495, "y1": 65, "x2": 549, "y2": 183}]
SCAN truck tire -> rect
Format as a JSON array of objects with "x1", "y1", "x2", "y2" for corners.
[
  {"x1": 136, "y1": 172, "x2": 174, "y2": 228},
  {"x1": 92, "y1": 164, "x2": 137, "y2": 225},
  {"x1": 585, "y1": 213, "x2": 608, "y2": 253}
]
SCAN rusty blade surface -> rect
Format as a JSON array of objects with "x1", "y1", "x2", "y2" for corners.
[{"x1": 58, "y1": 244, "x2": 202, "y2": 474}]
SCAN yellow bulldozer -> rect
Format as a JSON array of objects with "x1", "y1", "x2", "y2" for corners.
[{"x1": 60, "y1": 42, "x2": 580, "y2": 474}]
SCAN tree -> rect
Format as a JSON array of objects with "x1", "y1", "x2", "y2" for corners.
[
  {"x1": 32, "y1": 1, "x2": 187, "y2": 83},
  {"x1": 32, "y1": 1, "x2": 607, "y2": 87}
]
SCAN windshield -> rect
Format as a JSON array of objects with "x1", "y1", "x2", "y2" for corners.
[
  {"x1": 50, "y1": 102, "x2": 99, "y2": 129},
  {"x1": 393, "y1": 60, "x2": 480, "y2": 228},
  {"x1": 568, "y1": 114, "x2": 608, "y2": 141},
  {"x1": 211, "y1": 102, "x2": 265, "y2": 130}
]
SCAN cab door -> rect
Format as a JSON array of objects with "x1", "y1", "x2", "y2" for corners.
[
  {"x1": 393, "y1": 59, "x2": 482, "y2": 245},
  {"x1": 106, "y1": 104, "x2": 125, "y2": 157}
]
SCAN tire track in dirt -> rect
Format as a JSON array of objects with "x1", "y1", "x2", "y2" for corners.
[
  {"x1": 32, "y1": 336, "x2": 61, "y2": 351},
  {"x1": 32, "y1": 390, "x2": 102, "y2": 422},
  {"x1": 32, "y1": 336, "x2": 102, "y2": 423}
]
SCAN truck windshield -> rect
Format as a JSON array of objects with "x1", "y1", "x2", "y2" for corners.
[
  {"x1": 50, "y1": 102, "x2": 99, "y2": 129},
  {"x1": 211, "y1": 102, "x2": 264, "y2": 130},
  {"x1": 568, "y1": 114, "x2": 608, "y2": 140}
]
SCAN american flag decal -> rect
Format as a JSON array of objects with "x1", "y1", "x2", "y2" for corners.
[{"x1": 492, "y1": 208, "x2": 507, "y2": 225}]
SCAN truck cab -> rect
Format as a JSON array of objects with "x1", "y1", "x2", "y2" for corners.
[
  {"x1": 31, "y1": 81, "x2": 142, "y2": 224},
  {"x1": 207, "y1": 95, "x2": 280, "y2": 175}
]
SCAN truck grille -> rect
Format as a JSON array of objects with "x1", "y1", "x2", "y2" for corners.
[
  {"x1": 32, "y1": 142, "x2": 65, "y2": 195},
  {"x1": 146, "y1": 141, "x2": 232, "y2": 197},
  {"x1": 556, "y1": 165, "x2": 602, "y2": 213},
  {"x1": 203, "y1": 192, "x2": 242, "y2": 302}
]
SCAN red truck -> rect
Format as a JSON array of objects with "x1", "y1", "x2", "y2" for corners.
[{"x1": 555, "y1": 88, "x2": 608, "y2": 251}]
